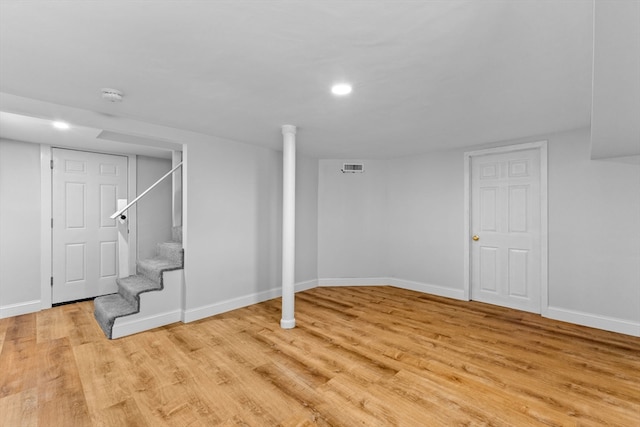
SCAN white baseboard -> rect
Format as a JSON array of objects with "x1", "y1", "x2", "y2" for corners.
[
  {"x1": 318, "y1": 277, "x2": 390, "y2": 287},
  {"x1": 181, "y1": 277, "x2": 639, "y2": 338},
  {"x1": 546, "y1": 306, "x2": 640, "y2": 337},
  {"x1": 317, "y1": 277, "x2": 466, "y2": 301},
  {"x1": 111, "y1": 309, "x2": 183, "y2": 339},
  {"x1": 0, "y1": 300, "x2": 41, "y2": 319},
  {"x1": 387, "y1": 278, "x2": 466, "y2": 300},
  {"x1": 184, "y1": 277, "x2": 464, "y2": 323},
  {"x1": 295, "y1": 279, "x2": 319, "y2": 292},
  {"x1": 183, "y1": 279, "x2": 319, "y2": 323}
]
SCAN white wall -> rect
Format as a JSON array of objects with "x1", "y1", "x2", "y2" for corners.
[
  {"x1": 3, "y1": 126, "x2": 637, "y2": 335},
  {"x1": 295, "y1": 155, "x2": 319, "y2": 284},
  {"x1": 0, "y1": 132, "x2": 320, "y2": 324},
  {"x1": 378, "y1": 129, "x2": 640, "y2": 333},
  {"x1": 0, "y1": 139, "x2": 41, "y2": 315},
  {"x1": 590, "y1": 0, "x2": 640, "y2": 159},
  {"x1": 0, "y1": 139, "x2": 178, "y2": 318},
  {"x1": 136, "y1": 156, "x2": 172, "y2": 261},
  {"x1": 317, "y1": 159, "x2": 388, "y2": 279},
  {"x1": 387, "y1": 150, "x2": 465, "y2": 291},
  {"x1": 184, "y1": 137, "x2": 281, "y2": 312},
  {"x1": 548, "y1": 128, "x2": 640, "y2": 322},
  {"x1": 318, "y1": 127, "x2": 638, "y2": 332},
  {"x1": 183, "y1": 136, "x2": 319, "y2": 321}
]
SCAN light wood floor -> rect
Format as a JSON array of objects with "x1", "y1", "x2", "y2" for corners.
[{"x1": 1, "y1": 286, "x2": 638, "y2": 426}]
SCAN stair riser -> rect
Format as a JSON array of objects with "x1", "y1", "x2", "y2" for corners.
[
  {"x1": 94, "y1": 307, "x2": 110, "y2": 333},
  {"x1": 137, "y1": 263, "x2": 163, "y2": 283},
  {"x1": 156, "y1": 244, "x2": 183, "y2": 265},
  {"x1": 117, "y1": 282, "x2": 140, "y2": 308},
  {"x1": 117, "y1": 275, "x2": 161, "y2": 308},
  {"x1": 94, "y1": 294, "x2": 137, "y2": 339}
]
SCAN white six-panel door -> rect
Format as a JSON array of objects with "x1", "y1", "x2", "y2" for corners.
[
  {"x1": 52, "y1": 148, "x2": 128, "y2": 303},
  {"x1": 470, "y1": 148, "x2": 541, "y2": 313}
]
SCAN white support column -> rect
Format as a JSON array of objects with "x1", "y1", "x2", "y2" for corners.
[{"x1": 281, "y1": 124, "x2": 297, "y2": 329}]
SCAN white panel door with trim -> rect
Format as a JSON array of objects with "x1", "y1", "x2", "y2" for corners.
[
  {"x1": 470, "y1": 148, "x2": 541, "y2": 313},
  {"x1": 52, "y1": 148, "x2": 128, "y2": 303}
]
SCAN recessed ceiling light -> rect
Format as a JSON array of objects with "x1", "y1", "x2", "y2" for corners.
[
  {"x1": 52, "y1": 121, "x2": 70, "y2": 130},
  {"x1": 331, "y1": 83, "x2": 352, "y2": 96}
]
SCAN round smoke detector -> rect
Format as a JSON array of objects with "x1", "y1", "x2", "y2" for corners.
[{"x1": 101, "y1": 88, "x2": 123, "y2": 102}]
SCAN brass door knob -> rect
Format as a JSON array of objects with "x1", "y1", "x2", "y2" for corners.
[{"x1": 472, "y1": 235, "x2": 480, "y2": 241}]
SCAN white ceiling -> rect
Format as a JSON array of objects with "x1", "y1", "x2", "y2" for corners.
[
  {"x1": 0, "y1": 111, "x2": 174, "y2": 158},
  {"x1": 0, "y1": 1, "x2": 598, "y2": 158}
]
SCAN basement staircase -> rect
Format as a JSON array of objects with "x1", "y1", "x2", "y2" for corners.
[{"x1": 94, "y1": 226, "x2": 184, "y2": 339}]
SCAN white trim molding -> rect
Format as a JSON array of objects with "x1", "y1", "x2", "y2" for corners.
[
  {"x1": 40, "y1": 145, "x2": 52, "y2": 310},
  {"x1": 0, "y1": 300, "x2": 41, "y2": 319},
  {"x1": 388, "y1": 278, "x2": 466, "y2": 300},
  {"x1": 318, "y1": 277, "x2": 390, "y2": 287},
  {"x1": 112, "y1": 310, "x2": 182, "y2": 339},
  {"x1": 318, "y1": 277, "x2": 466, "y2": 300},
  {"x1": 184, "y1": 278, "x2": 466, "y2": 323},
  {"x1": 546, "y1": 306, "x2": 640, "y2": 337},
  {"x1": 181, "y1": 144, "x2": 188, "y2": 321},
  {"x1": 126, "y1": 154, "x2": 137, "y2": 276},
  {"x1": 180, "y1": 276, "x2": 638, "y2": 337},
  {"x1": 463, "y1": 140, "x2": 549, "y2": 313},
  {"x1": 295, "y1": 279, "x2": 319, "y2": 292},
  {"x1": 183, "y1": 279, "x2": 318, "y2": 323}
]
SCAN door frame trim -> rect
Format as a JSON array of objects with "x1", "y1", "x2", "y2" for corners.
[
  {"x1": 40, "y1": 145, "x2": 52, "y2": 309},
  {"x1": 40, "y1": 146, "x2": 137, "y2": 309},
  {"x1": 463, "y1": 140, "x2": 548, "y2": 315}
]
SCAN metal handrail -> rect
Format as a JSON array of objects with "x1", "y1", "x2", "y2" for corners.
[{"x1": 110, "y1": 161, "x2": 183, "y2": 220}]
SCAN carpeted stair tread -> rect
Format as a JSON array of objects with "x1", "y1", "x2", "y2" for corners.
[
  {"x1": 117, "y1": 275, "x2": 160, "y2": 307},
  {"x1": 137, "y1": 257, "x2": 183, "y2": 283},
  {"x1": 94, "y1": 294, "x2": 136, "y2": 339}
]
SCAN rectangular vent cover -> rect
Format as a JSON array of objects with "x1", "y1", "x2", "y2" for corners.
[{"x1": 341, "y1": 163, "x2": 364, "y2": 173}]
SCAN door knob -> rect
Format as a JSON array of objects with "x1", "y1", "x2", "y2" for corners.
[{"x1": 472, "y1": 235, "x2": 480, "y2": 241}]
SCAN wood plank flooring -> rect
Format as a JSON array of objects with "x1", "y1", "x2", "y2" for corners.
[{"x1": 1, "y1": 286, "x2": 638, "y2": 426}]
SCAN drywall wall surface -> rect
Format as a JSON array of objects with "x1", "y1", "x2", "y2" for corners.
[
  {"x1": 591, "y1": 0, "x2": 640, "y2": 159},
  {"x1": 183, "y1": 136, "x2": 284, "y2": 312},
  {"x1": 386, "y1": 127, "x2": 639, "y2": 325},
  {"x1": 295, "y1": 155, "x2": 319, "y2": 283},
  {"x1": 136, "y1": 156, "x2": 172, "y2": 261},
  {"x1": 387, "y1": 149, "x2": 466, "y2": 290},
  {"x1": 184, "y1": 135, "x2": 320, "y2": 318},
  {"x1": 548, "y1": 127, "x2": 640, "y2": 321},
  {"x1": 0, "y1": 139, "x2": 41, "y2": 309},
  {"x1": 317, "y1": 159, "x2": 389, "y2": 279}
]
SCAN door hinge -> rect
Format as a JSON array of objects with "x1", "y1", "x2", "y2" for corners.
[
  {"x1": 51, "y1": 218, "x2": 53, "y2": 228},
  {"x1": 50, "y1": 277, "x2": 53, "y2": 287},
  {"x1": 50, "y1": 159, "x2": 54, "y2": 169}
]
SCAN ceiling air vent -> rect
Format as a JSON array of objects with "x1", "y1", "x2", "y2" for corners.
[{"x1": 341, "y1": 163, "x2": 364, "y2": 173}]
